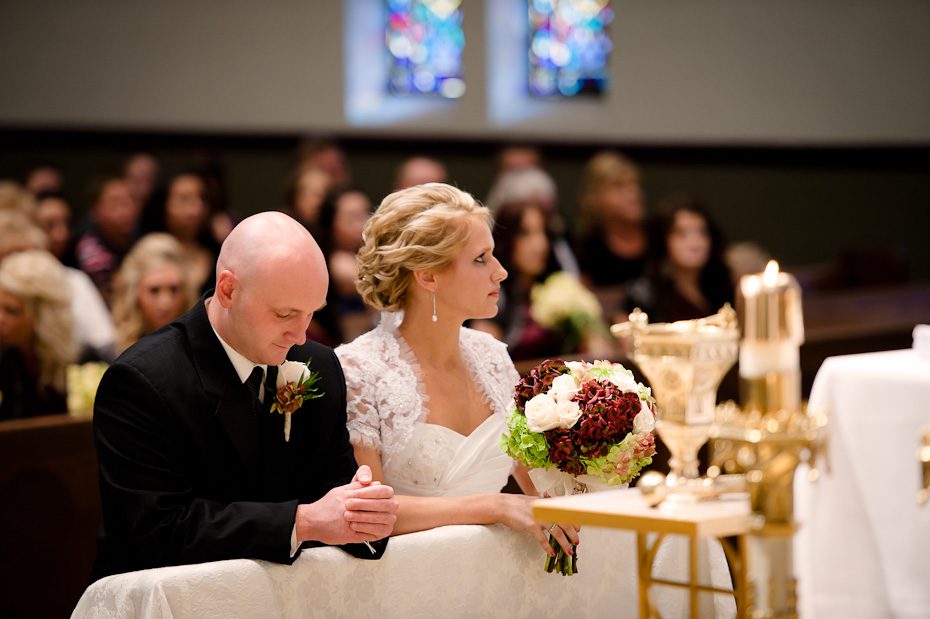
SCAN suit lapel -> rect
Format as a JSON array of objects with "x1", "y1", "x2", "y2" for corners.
[
  {"x1": 216, "y1": 387, "x2": 262, "y2": 477},
  {"x1": 182, "y1": 296, "x2": 262, "y2": 476}
]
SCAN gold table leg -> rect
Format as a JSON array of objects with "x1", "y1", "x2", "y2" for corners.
[{"x1": 636, "y1": 531, "x2": 748, "y2": 619}]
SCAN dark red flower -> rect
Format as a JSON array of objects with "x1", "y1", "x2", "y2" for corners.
[
  {"x1": 513, "y1": 358, "x2": 569, "y2": 414},
  {"x1": 542, "y1": 379, "x2": 643, "y2": 476}
]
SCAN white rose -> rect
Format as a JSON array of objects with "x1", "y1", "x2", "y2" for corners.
[
  {"x1": 607, "y1": 367, "x2": 639, "y2": 393},
  {"x1": 556, "y1": 400, "x2": 582, "y2": 429},
  {"x1": 633, "y1": 402, "x2": 656, "y2": 434},
  {"x1": 550, "y1": 373, "x2": 580, "y2": 403},
  {"x1": 565, "y1": 361, "x2": 585, "y2": 376},
  {"x1": 525, "y1": 393, "x2": 561, "y2": 432},
  {"x1": 277, "y1": 360, "x2": 310, "y2": 388}
]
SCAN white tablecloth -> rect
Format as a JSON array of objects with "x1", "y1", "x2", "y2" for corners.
[
  {"x1": 74, "y1": 493, "x2": 736, "y2": 618},
  {"x1": 796, "y1": 349, "x2": 930, "y2": 619}
]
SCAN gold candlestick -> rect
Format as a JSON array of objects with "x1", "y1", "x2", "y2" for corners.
[
  {"x1": 737, "y1": 260, "x2": 804, "y2": 415},
  {"x1": 711, "y1": 260, "x2": 828, "y2": 619}
]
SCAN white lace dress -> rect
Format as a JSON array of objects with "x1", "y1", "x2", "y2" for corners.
[{"x1": 335, "y1": 312, "x2": 519, "y2": 497}]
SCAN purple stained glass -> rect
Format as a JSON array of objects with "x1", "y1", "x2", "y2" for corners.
[
  {"x1": 386, "y1": 0, "x2": 466, "y2": 98},
  {"x1": 528, "y1": 0, "x2": 613, "y2": 97}
]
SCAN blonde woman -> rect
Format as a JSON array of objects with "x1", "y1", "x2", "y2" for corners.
[
  {"x1": 111, "y1": 233, "x2": 195, "y2": 353},
  {"x1": 0, "y1": 210, "x2": 116, "y2": 361},
  {"x1": 335, "y1": 183, "x2": 579, "y2": 557},
  {"x1": 0, "y1": 249, "x2": 76, "y2": 419},
  {"x1": 576, "y1": 150, "x2": 648, "y2": 286}
]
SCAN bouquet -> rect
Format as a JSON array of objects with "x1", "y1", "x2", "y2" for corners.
[
  {"x1": 501, "y1": 359, "x2": 657, "y2": 575},
  {"x1": 530, "y1": 272, "x2": 609, "y2": 354}
]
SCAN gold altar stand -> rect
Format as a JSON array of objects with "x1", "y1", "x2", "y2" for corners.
[{"x1": 533, "y1": 488, "x2": 753, "y2": 619}]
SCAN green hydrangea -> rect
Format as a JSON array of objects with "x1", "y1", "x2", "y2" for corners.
[
  {"x1": 501, "y1": 409, "x2": 551, "y2": 469},
  {"x1": 581, "y1": 434, "x2": 654, "y2": 486}
]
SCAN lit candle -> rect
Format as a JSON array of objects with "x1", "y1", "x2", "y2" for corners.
[{"x1": 737, "y1": 261, "x2": 804, "y2": 412}]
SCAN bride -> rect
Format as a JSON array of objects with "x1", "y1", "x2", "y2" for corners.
[
  {"x1": 336, "y1": 183, "x2": 736, "y2": 617},
  {"x1": 335, "y1": 182, "x2": 578, "y2": 557}
]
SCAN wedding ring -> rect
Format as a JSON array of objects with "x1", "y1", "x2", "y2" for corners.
[{"x1": 548, "y1": 524, "x2": 558, "y2": 533}]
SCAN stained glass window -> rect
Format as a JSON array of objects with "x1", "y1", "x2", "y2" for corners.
[
  {"x1": 386, "y1": 0, "x2": 466, "y2": 98},
  {"x1": 528, "y1": 0, "x2": 613, "y2": 97}
]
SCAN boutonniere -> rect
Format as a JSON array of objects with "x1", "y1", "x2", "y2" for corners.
[{"x1": 271, "y1": 360, "x2": 324, "y2": 442}]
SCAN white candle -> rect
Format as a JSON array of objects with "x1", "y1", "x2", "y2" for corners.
[{"x1": 737, "y1": 261, "x2": 804, "y2": 379}]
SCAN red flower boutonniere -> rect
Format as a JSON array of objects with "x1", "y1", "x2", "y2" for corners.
[{"x1": 271, "y1": 360, "x2": 324, "y2": 442}]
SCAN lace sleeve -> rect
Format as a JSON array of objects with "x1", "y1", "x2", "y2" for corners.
[
  {"x1": 495, "y1": 345, "x2": 520, "y2": 410},
  {"x1": 334, "y1": 346, "x2": 382, "y2": 451},
  {"x1": 461, "y1": 328, "x2": 521, "y2": 417}
]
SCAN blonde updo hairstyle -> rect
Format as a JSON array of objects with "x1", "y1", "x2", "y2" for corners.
[
  {"x1": 0, "y1": 249, "x2": 76, "y2": 392},
  {"x1": 356, "y1": 183, "x2": 490, "y2": 311}
]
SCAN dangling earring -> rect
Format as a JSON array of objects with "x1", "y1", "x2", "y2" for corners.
[{"x1": 431, "y1": 292, "x2": 438, "y2": 323}]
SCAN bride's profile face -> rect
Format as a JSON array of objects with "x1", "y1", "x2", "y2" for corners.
[{"x1": 435, "y1": 216, "x2": 507, "y2": 322}]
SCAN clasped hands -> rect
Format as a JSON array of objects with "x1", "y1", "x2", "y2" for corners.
[{"x1": 296, "y1": 465, "x2": 399, "y2": 546}]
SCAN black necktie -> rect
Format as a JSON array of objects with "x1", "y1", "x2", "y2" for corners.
[
  {"x1": 264, "y1": 365, "x2": 278, "y2": 410},
  {"x1": 245, "y1": 366, "x2": 264, "y2": 416}
]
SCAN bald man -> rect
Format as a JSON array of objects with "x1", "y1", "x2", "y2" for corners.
[{"x1": 91, "y1": 212, "x2": 397, "y2": 581}]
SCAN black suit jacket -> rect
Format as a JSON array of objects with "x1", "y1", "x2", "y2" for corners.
[{"x1": 91, "y1": 297, "x2": 385, "y2": 581}]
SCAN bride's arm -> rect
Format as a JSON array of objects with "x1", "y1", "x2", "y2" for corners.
[
  {"x1": 511, "y1": 464, "x2": 539, "y2": 496},
  {"x1": 351, "y1": 444, "x2": 577, "y2": 555}
]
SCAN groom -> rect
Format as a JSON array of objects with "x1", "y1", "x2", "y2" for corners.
[{"x1": 91, "y1": 212, "x2": 397, "y2": 581}]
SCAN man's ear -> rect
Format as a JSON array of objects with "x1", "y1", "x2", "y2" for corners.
[
  {"x1": 214, "y1": 270, "x2": 237, "y2": 308},
  {"x1": 411, "y1": 270, "x2": 438, "y2": 293}
]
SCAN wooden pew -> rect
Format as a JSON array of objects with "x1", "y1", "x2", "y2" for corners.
[
  {"x1": 0, "y1": 415, "x2": 99, "y2": 619},
  {"x1": 800, "y1": 284, "x2": 930, "y2": 396}
]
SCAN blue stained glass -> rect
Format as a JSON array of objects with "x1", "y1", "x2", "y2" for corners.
[
  {"x1": 385, "y1": 0, "x2": 466, "y2": 98},
  {"x1": 528, "y1": 0, "x2": 612, "y2": 97}
]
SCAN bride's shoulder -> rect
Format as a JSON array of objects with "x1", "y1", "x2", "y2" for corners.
[
  {"x1": 335, "y1": 327, "x2": 394, "y2": 367},
  {"x1": 460, "y1": 326, "x2": 513, "y2": 362},
  {"x1": 461, "y1": 325, "x2": 505, "y2": 348}
]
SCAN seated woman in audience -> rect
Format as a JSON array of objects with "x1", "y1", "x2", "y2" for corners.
[
  {"x1": 75, "y1": 175, "x2": 142, "y2": 304},
  {"x1": 34, "y1": 190, "x2": 77, "y2": 267},
  {"x1": 110, "y1": 233, "x2": 195, "y2": 353},
  {"x1": 285, "y1": 165, "x2": 333, "y2": 237},
  {"x1": 143, "y1": 171, "x2": 220, "y2": 293},
  {"x1": 315, "y1": 187, "x2": 375, "y2": 344},
  {"x1": 0, "y1": 250, "x2": 77, "y2": 420},
  {"x1": 0, "y1": 210, "x2": 115, "y2": 361},
  {"x1": 576, "y1": 151, "x2": 648, "y2": 287},
  {"x1": 623, "y1": 194, "x2": 734, "y2": 323},
  {"x1": 475, "y1": 198, "x2": 564, "y2": 361},
  {"x1": 485, "y1": 166, "x2": 579, "y2": 276},
  {"x1": 335, "y1": 183, "x2": 578, "y2": 558},
  {"x1": 122, "y1": 152, "x2": 161, "y2": 211},
  {"x1": 297, "y1": 138, "x2": 351, "y2": 186}
]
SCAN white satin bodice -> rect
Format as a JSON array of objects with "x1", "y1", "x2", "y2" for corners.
[{"x1": 386, "y1": 415, "x2": 513, "y2": 496}]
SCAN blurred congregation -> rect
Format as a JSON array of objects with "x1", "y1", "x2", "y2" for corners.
[
  {"x1": 1, "y1": 138, "x2": 928, "y2": 423},
  {"x1": 1, "y1": 0, "x2": 929, "y2": 616}
]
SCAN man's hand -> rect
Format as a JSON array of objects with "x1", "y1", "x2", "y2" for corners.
[{"x1": 296, "y1": 465, "x2": 398, "y2": 545}]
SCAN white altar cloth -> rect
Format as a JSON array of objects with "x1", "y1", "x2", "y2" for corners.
[
  {"x1": 796, "y1": 349, "x2": 930, "y2": 619},
  {"x1": 74, "y1": 505, "x2": 735, "y2": 618}
]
